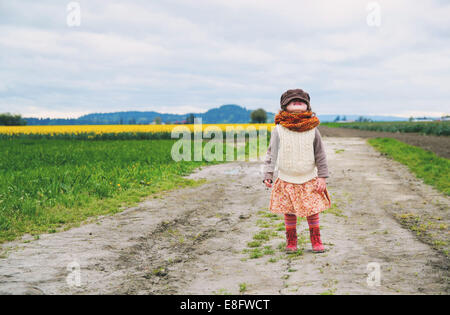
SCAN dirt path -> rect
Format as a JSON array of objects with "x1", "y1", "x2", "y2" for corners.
[{"x1": 0, "y1": 137, "x2": 448, "y2": 295}]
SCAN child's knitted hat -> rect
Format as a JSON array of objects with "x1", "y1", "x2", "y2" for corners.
[{"x1": 280, "y1": 89, "x2": 311, "y2": 111}]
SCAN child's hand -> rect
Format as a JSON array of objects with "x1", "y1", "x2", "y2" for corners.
[
  {"x1": 315, "y1": 177, "x2": 327, "y2": 193},
  {"x1": 263, "y1": 179, "x2": 273, "y2": 188}
]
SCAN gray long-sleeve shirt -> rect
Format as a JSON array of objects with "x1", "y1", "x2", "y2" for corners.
[{"x1": 263, "y1": 126, "x2": 329, "y2": 182}]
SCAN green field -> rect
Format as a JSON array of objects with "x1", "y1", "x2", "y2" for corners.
[
  {"x1": 322, "y1": 121, "x2": 450, "y2": 136},
  {"x1": 0, "y1": 139, "x2": 245, "y2": 243},
  {"x1": 0, "y1": 131, "x2": 176, "y2": 140}
]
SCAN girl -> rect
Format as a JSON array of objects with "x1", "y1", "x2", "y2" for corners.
[{"x1": 262, "y1": 88, "x2": 331, "y2": 253}]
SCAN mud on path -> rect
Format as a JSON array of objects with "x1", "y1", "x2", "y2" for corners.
[{"x1": 0, "y1": 137, "x2": 448, "y2": 295}]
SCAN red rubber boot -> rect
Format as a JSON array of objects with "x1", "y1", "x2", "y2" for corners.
[
  {"x1": 284, "y1": 214, "x2": 298, "y2": 253},
  {"x1": 309, "y1": 226, "x2": 325, "y2": 253},
  {"x1": 286, "y1": 229, "x2": 298, "y2": 253}
]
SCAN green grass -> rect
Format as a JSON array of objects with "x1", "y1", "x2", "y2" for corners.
[
  {"x1": 0, "y1": 138, "x2": 237, "y2": 243},
  {"x1": 0, "y1": 131, "x2": 176, "y2": 140},
  {"x1": 319, "y1": 288, "x2": 337, "y2": 295},
  {"x1": 252, "y1": 230, "x2": 271, "y2": 241},
  {"x1": 247, "y1": 240, "x2": 262, "y2": 248},
  {"x1": 367, "y1": 138, "x2": 449, "y2": 195},
  {"x1": 323, "y1": 203, "x2": 347, "y2": 218},
  {"x1": 322, "y1": 121, "x2": 450, "y2": 136},
  {"x1": 212, "y1": 288, "x2": 233, "y2": 295}
]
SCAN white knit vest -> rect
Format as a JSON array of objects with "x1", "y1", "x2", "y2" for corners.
[{"x1": 276, "y1": 124, "x2": 318, "y2": 184}]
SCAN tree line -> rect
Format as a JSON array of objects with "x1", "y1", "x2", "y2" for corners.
[
  {"x1": 1, "y1": 107, "x2": 270, "y2": 126},
  {"x1": 0, "y1": 113, "x2": 27, "y2": 126}
]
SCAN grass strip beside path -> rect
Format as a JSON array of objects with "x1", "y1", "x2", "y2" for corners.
[{"x1": 367, "y1": 138, "x2": 449, "y2": 196}]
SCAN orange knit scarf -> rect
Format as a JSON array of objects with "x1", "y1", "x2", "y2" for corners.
[{"x1": 274, "y1": 110, "x2": 320, "y2": 132}]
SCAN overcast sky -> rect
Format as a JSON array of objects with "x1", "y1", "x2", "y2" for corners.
[{"x1": 1, "y1": 0, "x2": 449, "y2": 118}]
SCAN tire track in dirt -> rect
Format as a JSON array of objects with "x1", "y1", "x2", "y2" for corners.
[{"x1": 0, "y1": 137, "x2": 448, "y2": 294}]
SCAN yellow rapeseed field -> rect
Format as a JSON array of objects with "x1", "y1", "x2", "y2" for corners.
[{"x1": 0, "y1": 124, "x2": 275, "y2": 136}]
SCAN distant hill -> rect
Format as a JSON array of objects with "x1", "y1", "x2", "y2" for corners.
[
  {"x1": 78, "y1": 104, "x2": 272, "y2": 124},
  {"x1": 24, "y1": 104, "x2": 275, "y2": 125},
  {"x1": 23, "y1": 104, "x2": 417, "y2": 125}
]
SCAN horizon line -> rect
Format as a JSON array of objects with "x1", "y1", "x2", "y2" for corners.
[{"x1": 20, "y1": 112, "x2": 446, "y2": 120}]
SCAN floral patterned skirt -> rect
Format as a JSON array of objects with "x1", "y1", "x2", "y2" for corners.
[{"x1": 269, "y1": 177, "x2": 331, "y2": 217}]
